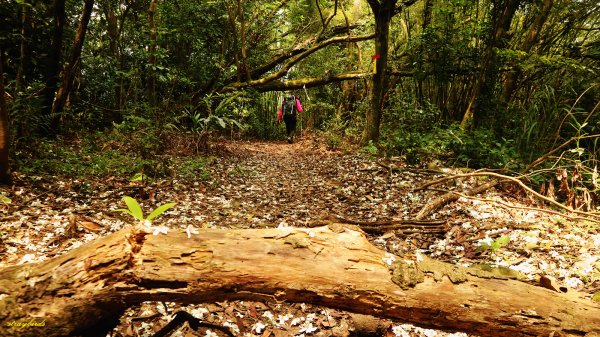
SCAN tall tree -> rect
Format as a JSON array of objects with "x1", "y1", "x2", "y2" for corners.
[
  {"x1": 42, "y1": 0, "x2": 66, "y2": 135},
  {"x1": 363, "y1": 0, "x2": 415, "y2": 144},
  {"x1": 362, "y1": 0, "x2": 395, "y2": 144},
  {"x1": 50, "y1": 0, "x2": 95, "y2": 121},
  {"x1": 461, "y1": 0, "x2": 521, "y2": 129},
  {"x1": 16, "y1": 2, "x2": 30, "y2": 92},
  {"x1": 147, "y1": 0, "x2": 158, "y2": 107},
  {"x1": 0, "y1": 49, "x2": 10, "y2": 184},
  {"x1": 502, "y1": 0, "x2": 554, "y2": 103}
]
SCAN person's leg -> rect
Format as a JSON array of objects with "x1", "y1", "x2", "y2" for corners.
[
  {"x1": 284, "y1": 116, "x2": 293, "y2": 143},
  {"x1": 289, "y1": 117, "x2": 297, "y2": 143}
]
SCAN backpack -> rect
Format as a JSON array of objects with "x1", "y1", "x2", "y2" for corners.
[{"x1": 282, "y1": 95, "x2": 297, "y2": 117}]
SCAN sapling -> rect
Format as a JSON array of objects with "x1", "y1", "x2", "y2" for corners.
[{"x1": 116, "y1": 196, "x2": 176, "y2": 235}]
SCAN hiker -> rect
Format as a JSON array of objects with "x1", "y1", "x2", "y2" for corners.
[{"x1": 278, "y1": 93, "x2": 303, "y2": 143}]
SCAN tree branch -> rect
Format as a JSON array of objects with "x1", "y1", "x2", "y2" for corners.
[
  {"x1": 221, "y1": 33, "x2": 375, "y2": 92},
  {"x1": 253, "y1": 72, "x2": 371, "y2": 92}
]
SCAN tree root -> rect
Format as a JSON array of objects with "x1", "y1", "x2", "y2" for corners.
[
  {"x1": 309, "y1": 215, "x2": 446, "y2": 234},
  {"x1": 415, "y1": 180, "x2": 500, "y2": 220}
]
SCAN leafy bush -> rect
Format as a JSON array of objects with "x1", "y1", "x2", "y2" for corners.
[
  {"x1": 361, "y1": 140, "x2": 379, "y2": 156},
  {"x1": 386, "y1": 127, "x2": 455, "y2": 164},
  {"x1": 244, "y1": 91, "x2": 285, "y2": 139},
  {"x1": 448, "y1": 127, "x2": 520, "y2": 169},
  {"x1": 16, "y1": 140, "x2": 155, "y2": 178},
  {"x1": 383, "y1": 123, "x2": 520, "y2": 169}
]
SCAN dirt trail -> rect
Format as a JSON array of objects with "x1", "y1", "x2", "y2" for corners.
[
  {"x1": 206, "y1": 136, "x2": 414, "y2": 229},
  {"x1": 2, "y1": 137, "x2": 599, "y2": 336}
]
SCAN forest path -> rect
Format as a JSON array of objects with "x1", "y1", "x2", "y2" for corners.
[
  {"x1": 2, "y1": 137, "x2": 600, "y2": 337},
  {"x1": 203, "y1": 135, "x2": 414, "y2": 230}
]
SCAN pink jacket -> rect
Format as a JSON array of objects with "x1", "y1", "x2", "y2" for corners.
[{"x1": 278, "y1": 97, "x2": 303, "y2": 122}]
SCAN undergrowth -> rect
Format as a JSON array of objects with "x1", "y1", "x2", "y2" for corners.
[{"x1": 13, "y1": 130, "x2": 211, "y2": 181}]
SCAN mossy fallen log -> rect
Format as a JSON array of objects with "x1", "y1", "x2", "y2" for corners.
[{"x1": 0, "y1": 225, "x2": 599, "y2": 337}]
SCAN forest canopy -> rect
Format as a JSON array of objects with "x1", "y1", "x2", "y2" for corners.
[{"x1": 0, "y1": 0, "x2": 599, "y2": 179}]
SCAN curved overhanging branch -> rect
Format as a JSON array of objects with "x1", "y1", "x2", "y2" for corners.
[
  {"x1": 221, "y1": 33, "x2": 375, "y2": 92},
  {"x1": 253, "y1": 72, "x2": 371, "y2": 92},
  {"x1": 250, "y1": 70, "x2": 415, "y2": 92},
  {"x1": 1, "y1": 226, "x2": 599, "y2": 337}
]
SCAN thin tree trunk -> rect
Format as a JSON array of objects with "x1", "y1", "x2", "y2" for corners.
[
  {"x1": 16, "y1": 3, "x2": 29, "y2": 92},
  {"x1": 226, "y1": 1, "x2": 242, "y2": 83},
  {"x1": 461, "y1": 0, "x2": 520, "y2": 129},
  {"x1": 336, "y1": 2, "x2": 362, "y2": 123},
  {"x1": 42, "y1": 0, "x2": 65, "y2": 136},
  {"x1": 50, "y1": 0, "x2": 95, "y2": 122},
  {"x1": 237, "y1": 0, "x2": 251, "y2": 82},
  {"x1": 0, "y1": 50, "x2": 10, "y2": 184},
  {"x1": 147, "y1": 0, "x2": 158, "y2": 107},
  {"x1": 103, "y1": 1, "x2": 122, "y2": 110},
  {"x1": 502, "y1": 0, "x2": 554, "y2": 103},
  {"x1": 1, "y1": 226, "x2": 599, "y2": 337}
]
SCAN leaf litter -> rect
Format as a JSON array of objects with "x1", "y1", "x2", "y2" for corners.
[{"x1": 0, "y1": 135, "x2": 599, "y2": 336}]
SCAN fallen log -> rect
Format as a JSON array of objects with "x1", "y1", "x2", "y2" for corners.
[{"x1": 0, "y1": 225, "x2": 599, "y2": 337}]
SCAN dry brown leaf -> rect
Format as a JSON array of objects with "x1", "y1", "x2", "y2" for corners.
[
  {"x1": 79, "y1": 221, "x2": 103, "y2": 232},
  {"x1": 539, "y1": 275, "x2": 567, "y2": 293}
]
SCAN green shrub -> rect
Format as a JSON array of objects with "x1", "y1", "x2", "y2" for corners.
[{"x1": 449, "y1": 127, "x2": 520, "y2": 169}]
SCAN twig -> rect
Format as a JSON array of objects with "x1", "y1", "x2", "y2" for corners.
[
  {"x1": 360, "y1": 225, "x2": 446, "y2": 235},
  {"x1": 415, "y1": 180, "x2": 499, "y2": 220},
  {"x1": 416, "y1": 171, "x2": 600, "y2": 220},
  {"x1": 328, "y1": 214, "x2": 445, "y2": 226},
  {"x1": 525, "y1": 133, "x2": 600, "y2": 173},
  {"x1": 376, "y1": 161, "x2": 444, "y2": 175},
  {"x1": 435, "y1": 188, "x2": 600, "y2": 225},
  {"x1": 151, "y1": 311, "x2": 235, "y2": 337},
  {"x1": 413, "y1": 169, "x2": 493, "y2": 191}
]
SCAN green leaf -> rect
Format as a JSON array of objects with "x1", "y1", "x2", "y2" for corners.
[
  {"x1": 592, "y1": 292, "x2": 600, "y2": 303},
  {"x1": 0, "y1": 194, "x2": 11, "y2": 204},
  {"x1": 146, "y1": 202, "x2": 177, "y2": 221},
  {"x1": 214, "y1": 116, "x2": 226, "y2": 129},
  {"x1": 130, "y1": 172, "x2": 147, "y2": 181},
  {"x1": 495, "y1": 236, "x2": 511, "y2": 246},
  {"x1": 123, "y1": 196, "x2": 145, "y2": 221},
  {"x1": 114, "y1": 208, "x2": 134, "y2": 217}
]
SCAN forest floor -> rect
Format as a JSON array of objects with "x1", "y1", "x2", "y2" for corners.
[{"x1": 1, "y1": 134, "x2": 600, "y2": 337}]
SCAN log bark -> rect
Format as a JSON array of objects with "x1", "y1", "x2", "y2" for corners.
[{"x1": 1, "y1": 226, "x2": 599, "y2": 337}]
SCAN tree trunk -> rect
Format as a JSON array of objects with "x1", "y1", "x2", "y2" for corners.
[
  {"x1": 502, "y1": 0, "x2": 554, "y2": 103},
  {"x1": 50, "y1": 0, "x2": 95, "y2": 122},
  {"x1": 362, "y1": 0, "x2": 396, "y2": 144},
  {"x1": 16, "y1": 3, "x2": 29, "y2": 92},
  {"x1": 461, "y1": 0, "x2": 521, "y2": 129},
  {"x1": 147, "y1": 0, "x2": 158, "y2": 107},
  {"x1": 237, "y1": 0, "x2": 251, "y2": 82},
  {"x1": 0, "y1": 49, "x2": 10, "y2": 184},
  {"x1": 42, "y1": 0, "x2": 65, "y2": 136},
  {"x1": 336, "y1": 2, "x2": 364, "y2": 124},
  {"x1": 1, "y1": 226, "x2": 599, "y2": 337},
  {"x1": 103, "y1": 1, "x2": 123, "y2": 111}
]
